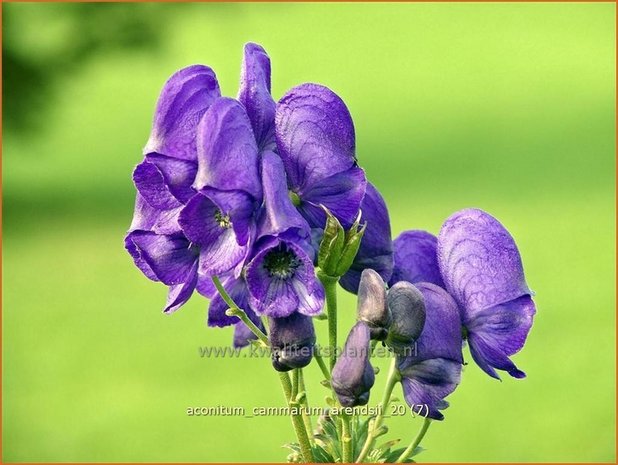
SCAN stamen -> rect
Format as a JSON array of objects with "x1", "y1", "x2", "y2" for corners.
[
  {"x1": 214, "y1": 210, "x2": 232, "y2": 229},
  {"x1": 263, "y1": 244, "x2": 301, "y2": 279}
]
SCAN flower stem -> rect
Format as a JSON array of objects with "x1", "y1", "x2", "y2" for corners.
[
  {"x1": 318, "y1": 271, "x2": 339, "y2": 371},
  {"x1": 395, "y1": 418, "x2": 431, "y2": 463},
  {"x1": 298, "y1": 369, "x2": 314, "y2": 435},
  {"x1": 212, "y1": 276, "x2": 268, "y2": 345},
  {"x1": 212, "y1": 276, "x2": 314, "y2": 463},
  {"x1": 279, "y1": 371, "x2": 315, "y2": 463},
  {"x1": 355, "y1": 356, "x2": 400, "y2": 463},
  {"x1": 314, "y1": 345, "x2": 331, "y2": 381},
  {"x1": 341, "y1": 413, "x2": 353, "y2": 463}
]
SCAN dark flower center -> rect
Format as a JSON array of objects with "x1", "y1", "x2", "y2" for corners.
[
  {"x1": 263, "y1": 245, "x2": 301, "y2": 280},
  {"x1": 214, "y1": 210, "x2": 232, "y2": 229}
]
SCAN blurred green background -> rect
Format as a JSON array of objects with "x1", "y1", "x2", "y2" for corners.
[{"x1": 3, "y1": 2, "x2": 615, "y2": 462}]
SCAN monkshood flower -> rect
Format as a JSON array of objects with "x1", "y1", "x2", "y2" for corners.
[
  {"x1": 340, "y1": 183, "x2": 394, "y2": 294},
  {"x1": 331, "y1": 322, "x2": 375, "y2": 407},
  {"x1": 385, "y1": 281, "x2": 426, "y2": 355},
  {"x1": 389, "y1": 230, "x2": 444, "y2": 288},
  {"x1": 269, "y1": 312, "x2": 316, "y2": 372},
  {"x1": 245, "y1": 151, "x2": 324, "y2": 318},
  {"x1": 356, "y1": 269, "x2": 391, "y2": 341},
  {"x1": 398, "y1": 282, "x2": 464, "y2": 421},
  {"x1": 437, "y1": 208, "x2": 536, "y2": 379},
  {"x1": 275, "y1": 83, "x2": 367, "y2": 230}
]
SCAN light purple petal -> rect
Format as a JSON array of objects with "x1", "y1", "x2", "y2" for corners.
[
  {"x1": 164, "y1": 262, "x2": 198, "y2": 313},
  {"x1": 258, "y1": 151, "x2": 311, "y2": 239},
  {"x1": 133, "y1": 159, "x2": 182, "y2": 210},
  {"x1": 389, "y1": 230, "x2": 444, "y2": 288},
  {"x1": 437, "y1": 208, "x2": 532, "y2": 315},
  {"x1": 275, "y1": 83, "x2": 356, "y2": 191},
  {"x1": 144, "y1": 65, "x2": 221, "y2": 161},
  {"x1": 238, "y1": 42, "x2": 276, "y2": 151},
  {"x1": 125, "y1": 230, "x2": 158, "y2": 281},
  {"x1": 126, "y1": 231, "x2": 198, "y2": 285},
  {"x1": 128, "y1": 194, "x2": 181, "y2": 235},
  {"x1": 466, "y1": 295, "x2": 536, "y2": 379},
  {"x1": 145, "y1": 154, "x2": 197, "y2": 204},
  {"x1": 296, "y1": 166, "x2": 367, "y2": 229},
  {"x1": 340, "y1": 183, "x2": 393, "y2": 294},
  {"x1": 194, "y1": 97, "x2": 262, "y2": 200}
]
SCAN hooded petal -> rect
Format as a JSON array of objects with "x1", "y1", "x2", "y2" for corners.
[
  {"x1": 238, "y1": 42, "x2": 276, "y2": 151},
  {"x1": 132, "y1": 159, "x2": 182, "y2": 210},
  {"x1": 164, "y1": 262, "x2": 199, "y2": 314},
  {"x1": 296, "y1": 166, "x2": 367, "y2": 229},
  {"x1": 126, "y1": 231, "x2": 198, "y2": 285},
  {"x1": 269, "y1": 312, "x2": 316, "y2": 372},
  {"x1": 144, "y1": 65, "x2": 221, "y2": 161},
  {"x1": 397, "y1": 282, "x2": 464, "y2": 421},
  {"x1": 275, "y1": 83, "x2": 356, "y2": 191},
  {"x1": 258, "y1": 151, "x2": 311, "y2": 239},
  {"x1": 331, "y1": 322, "x2": 375, "y2": 407},
  {"x1": 340, "y1": 183, "x2": 394, "y2": 293},
  {"x1": 437, "y1": 208, "x2": 532, "y2": 316},
  {"x1": 389, "y1": 230, "x2": 444, "y2": 288},
  {"x1": 466, "y1": 295, "x2": 536, "y2": 379},
  {"x1": 194, "y1": 97, "x2": 262, "y2": 200}
]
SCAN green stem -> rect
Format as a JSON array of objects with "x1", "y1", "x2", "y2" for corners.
[
  {"x1": 212, "y1": 276, "x2": 314, "y2": 463},
  {"x1": 341, "y1": 413, "x2": 353, "y2": 463},
  {"x1": 279, "y1": 372, "x2": 315, "y2": 463},
  {"x1": 318, "y1": 272, "x2": 339, "y2": 371},
  {"x1": 314, "y1": 345, "x2": 331, "y2": 381},
  {"x1": 298, "y1": 369, "x2": 314, "y2": 435},
  {"x1": 396, "y1": 418, "x2": 431, "y2": 463},
  {"x1": 212, "y1": 276, "x2": 268, "y2": 345},
  {"x1": 355, "y1": 356, "x2": 400, "y2": 463}
]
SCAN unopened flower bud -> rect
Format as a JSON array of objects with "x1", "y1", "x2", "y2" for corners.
[
  {"x1": 386, "y1": 281, "x2": 426, "y2": 355},
  {"x1": 331, "y1": 322, "x2": 375, "y2": 407},
  {"x1": 269, "y1": 313, "x2": 316, "y2": 372},
  {"x1": 357, "y1": 269, "x2": 391, "y2": 341}
]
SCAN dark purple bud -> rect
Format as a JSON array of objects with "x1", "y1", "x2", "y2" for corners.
[
  {"x1": 331, "y1": 322, "x2": 375, "y2": 407},
  {"x1": 268, "y1": 313, "x2": 316, "y2": 372},
  {"x1": 386, "y1": 281, "x2": 426, "y2": 355},
  {"x1": 357, "y1": 269, "x2": 391, "y2": 341}
]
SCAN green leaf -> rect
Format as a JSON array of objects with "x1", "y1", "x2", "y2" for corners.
[{"x1": 317, "y1": 207, "x2": 345, "y2": 274}]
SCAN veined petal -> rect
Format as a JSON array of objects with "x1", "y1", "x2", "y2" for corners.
[
  {"x1": 340, "y1": 183, "x2": 393, "y2": 294},
  {"x1": 258, "y1": 151, "x2": 310, "y2": 239},
  {"x1": 128, "y1": 194, "x2": 181, "y2": 235},
  {"x1": 164, "y1": 262, "x2": 198, "y2": 313},
  {"x1": 145, "y1": 154, "x2": 197, "y2": 204},
  {"x1": 296, "y1": 165, "x2": 367, "y2": 229},
  {"x1": 466, "y1": 295, "x2": 536, "y2": 379},
  {"x1": 275, "y1": 83, "x2": 356, "y2": 191},
  {"x1": 389, "y1": 230, "x2": 444, "y2": 288},
  {"x1": 125, "y1": 231, "x2": 158, "y2": 281},
  {"x1": 127, "y1": 231, "x2": 199, "y2": 285},
  {"x1": 145, "y1": 65, "x2": 221, "y2": 161},
  {"x1": 437, "y1": 208, "x2": 531, "y2": 315},
  {"x1": 238, "y1": 43, "x2": 276, "y2": 151},
  {"x1": 194, "y1": 97, "x2": 262, "y2": 200},
  {"x1": 133, "y1": 159, "x2": 182, "y2": 210}
]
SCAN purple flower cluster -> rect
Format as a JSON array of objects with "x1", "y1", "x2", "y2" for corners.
[
  {"x1": 125, "y1": 43, "x2": 393, "y2": 350},
  {"x1": 332, "y1": 210, "x2": 536, "y2": 420}
]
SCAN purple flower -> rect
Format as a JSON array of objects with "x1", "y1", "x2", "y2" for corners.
[
  {"x1": 331, "y1": 322, "x2": 375, "y2": 407},
  {"x1": 385, "y1": 281, "x2": 426, "y2": 355},
  {"x1": 340, "y1": 183, "x2": 394, "y2": 294},
  {"x1": 269, "y1": 312, "x2": 316, "y2": 372},
  {"x1": 389, "y1": 230, "x2": 444, "y2": 288},
  {"x1": 275, "y1": 83, "x2": 367, "y2": 229},
  {"x1": 437, "y1": 208, "x2": 536, "y2": 379},
  {"x1": 246, "y1": 238, "x2": 324, "y2": 318},
  {"x1": 398, "y1": 282, "x2": 463, "y2": 421},
  {"x1": 356, "y1": 269, "x2": 391, "y2": 341}
]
